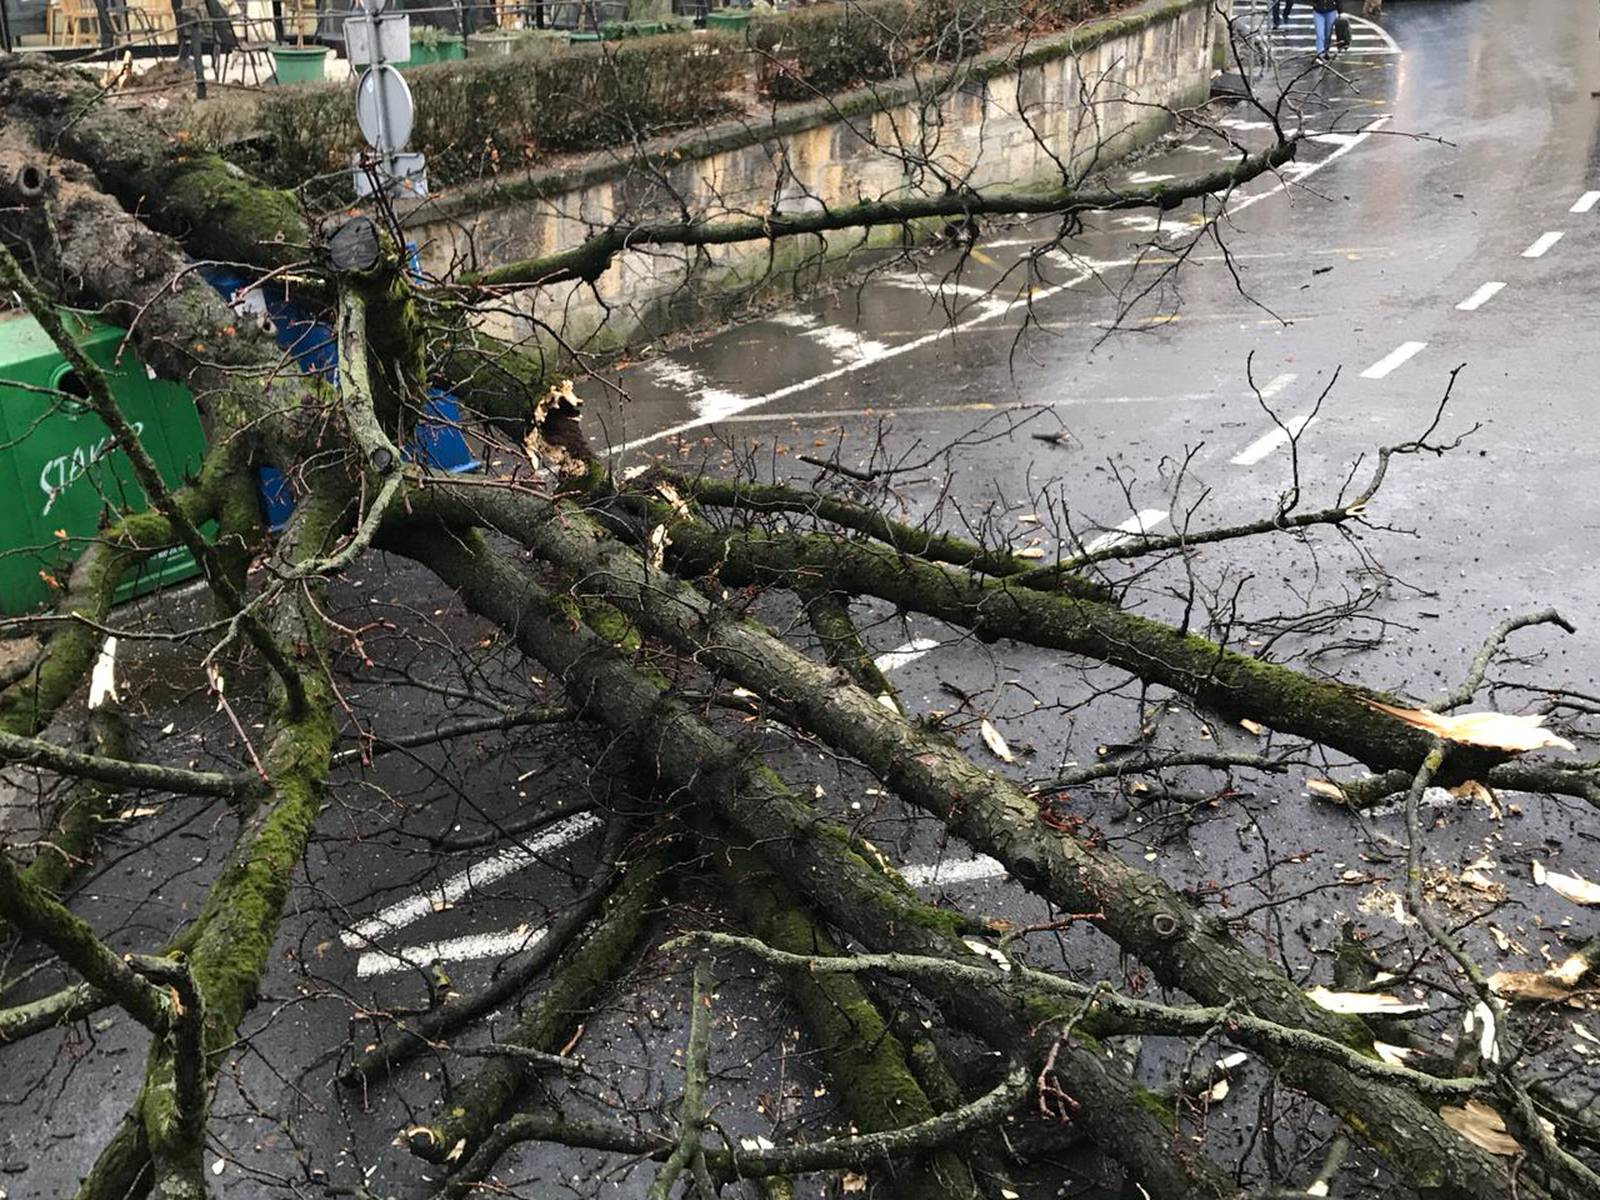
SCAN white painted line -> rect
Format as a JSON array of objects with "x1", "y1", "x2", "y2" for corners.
[
  {"x1": 1455, "y1": 281, "x2": 1505, "y2": 312},
  {"x1": 340, "y1": 812, "x2": 603, "y2": 949},
  {"x1": 1231, "y1": 413, "x2": 1317, "y2": 467},
  {"x1": 608, "y1": 116, "x2": 1391, "y2": 455},
  {"x1": 1572, "y1": 191, "x2": 1600, "y2": 214},
  {"x1": 1359, "y1": 341, "x2": 1427, "y2": 380},
  {"x1": 710, "y1": 393, "x2": 1219, "y2": 424},
  {"x1": 644, "y1": 358, "x2": 759, "y2": 423},
  {"x1": 872, "y1": 637, "x2": 941, "y2": 673},
  {"x1": 1522, "y1": 231, "x2": 1564, "y2": 258},
  {"x1": 693, "y1": 389, "x2": 761, "y2": 422},
  {"x1": 1083, "y1": 509, "x2": 1168, "y2": 555},
  {"x1": 1258, "y1": 371, "x2": 1297, "y2": 401},
  {"x1": 357, "y1": 925, "x2": 549, "y2": 978},
  {"x1": 900, "y1": 856, "x2": 1008, "y2": 888},
  {"x1": 804, "y1": 323, "x2": 891, "y2": 362},
  {"x1": 767, "y1": 312, "x2": 819, "y2": 329},
  {"x1": 878, "y1": 271, "x2": 992, "y2": 300}
]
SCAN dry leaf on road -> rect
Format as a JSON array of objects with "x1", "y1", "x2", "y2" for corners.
[
  {"x1": 1440, "y1": 1100, "x2": 1523, "y2": 1156},
  {"x1": 980, "y1": 718, "x2": 1014, "y2": 763},
  {"x1": 1533, "y1": 861, "x2": 1600, "y2": 906}
]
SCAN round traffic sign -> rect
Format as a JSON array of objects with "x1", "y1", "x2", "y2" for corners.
[{"x1": 355, "y1": 65, "x2": 413, "y2": 153}]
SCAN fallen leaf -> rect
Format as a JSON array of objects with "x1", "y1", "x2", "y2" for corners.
[
  {"x1": 1203, "y1": 1077, "x2": 1230, "y2": 1103},
  {"x1": 1240, "y1": 718, "x2": 1266, "y2": 736},
  {"x1": 1533, "y1": 861, "x2": 1600, "y2": 906},
  {"x1": 980, "y1": 718, "x2": 1014, "y2": 763},
  {"x1": 1439, "y1": 1100, "x2": 1522, "y2": 1156},
  {"x1": 1305, "y1": 986, "x2": 1428, "y2": 1016},
  {"x1": 116, "y1": 807, "x2": 159, "y2": 820},
  {"x1": 1013, "y1": 546, "x2": 1047, "y2": 560},
  {"x1": 1465, "y1": 1001, "x2": 1499, "y2": 1063},
  {"x1": 1306, "y1": 778, "x2": 1345, "y2": 801},
  {"x1": 1450, "y1": 779, "x2": 1501, "y2": 818},
  {"x1": 841, "y1": 1172, "x2": 868, "y2": 1194},
  {"x1": 1360, "y1": 699, "x2": 1576, "y2": 753}
]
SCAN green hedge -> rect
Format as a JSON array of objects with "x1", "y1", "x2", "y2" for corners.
[
  {"x1": 242, "y1": 33, "x2": 744, "y2": 199},
  {"x1": 747, "y1": 0, "x2": 1125, "y2": 101},
  {"x1": 749, "y1": 0, "x2": 916, "y2": 99},
  {"x1": 206, "y1": 0, "x2": 1138, "y2": 199}
]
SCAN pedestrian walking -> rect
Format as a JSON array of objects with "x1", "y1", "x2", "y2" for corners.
[
  {"x1": 1312, "y1": 0, "x2": 1339, "y2": 57},
  {"x1": 1272, "y1": 0, "x2": 1294, "y2": 27}
]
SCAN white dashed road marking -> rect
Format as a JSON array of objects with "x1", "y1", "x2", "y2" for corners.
[
  {"x1": 1455, "y1": 281, "x2": 1505, "y2": 312},
  {"x1": 1083, "y1": 509, "x2": 1168, "y2": 555},
  {"x1": 1570, "y1": 191, "x2": 1600, "y2": 215},
  {"x1": 1522, "y1": 231, "x2": 1564, "y2": 258},
  {"x1": 1360, "y1": 341, "x2": 1427, "y2": 380},
  {"x1": 1231, "y1": 413, "x2": 1317, "y2": 467},
  {"x1": 610, "y1": 117, "x2": 1392, "y2": 455},
  {"x1": 900, "y1": 856, "x2": 1008, "y2": 888},
  {"x1": 873, "y1": 638, "x2": 942, "y2": 672},
  {"x1": 1258, "y1": 371, "x2": 1297, "y2": 400},
  {"x1": 358, "y1": 925, "x2": 550, "y2": 978},
  {"x1": 341, "y1": 812, "x2": 602, "y2": 950}
]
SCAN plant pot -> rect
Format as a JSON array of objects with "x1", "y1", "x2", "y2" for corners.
[
  {"x1": 404, "y1": 34, "x2": 465, "y2": 66},
  {"x1": 466, "y1": 31, "x2": 518, "y2": 57},
  {"x1": 705, "y1": 10, "x2": 750, "y2": 31},
  {"x1": 567, "y1": 29, "x2": 601, "y2": 42},
  {"x1": 600, "y1": 18, "x2": 665, "y2": 38},
  {"x1": 270, "y1": 45, "x2": 331, "y2": 85}
]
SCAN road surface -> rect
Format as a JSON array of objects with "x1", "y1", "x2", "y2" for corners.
[{"x1": 5, "y1": 1, "x2": 1600, "y2": 1196}]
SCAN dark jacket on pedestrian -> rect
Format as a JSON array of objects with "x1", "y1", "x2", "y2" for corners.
[{"x1": 1312, "y1": 0, "x2": 1338, "y2": 11}]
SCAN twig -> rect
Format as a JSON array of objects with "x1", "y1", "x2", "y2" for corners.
[{"x1": 649, "y1": 961, "x2": 714, "y2": 1200}]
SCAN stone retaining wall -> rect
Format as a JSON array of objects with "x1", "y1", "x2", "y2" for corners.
[{"x1": 406, "y1": 0, "x2": 1222, "y2": 350}]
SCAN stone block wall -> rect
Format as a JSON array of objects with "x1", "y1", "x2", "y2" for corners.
[{"x1": 407, "y1": 0, "x2": 1218, "y2": 351}]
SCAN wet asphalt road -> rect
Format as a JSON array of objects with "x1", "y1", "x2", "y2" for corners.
[{"x1": 7, "y1": 2, "x2": 1600, "y2": 1197}]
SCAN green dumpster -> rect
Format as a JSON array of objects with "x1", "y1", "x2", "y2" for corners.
[
  {"x1": 0, "y1": 310, "x2": 209, "y2": 617},
  {"x1": 706, "y1": 10, "x2": 751, "y2": 31}
]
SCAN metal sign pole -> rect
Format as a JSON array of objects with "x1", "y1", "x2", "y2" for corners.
[{"x1": 347, "y1": 0, "x2": 427, "y2": 199}]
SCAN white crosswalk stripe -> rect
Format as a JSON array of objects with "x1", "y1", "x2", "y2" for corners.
[{"x1": 1229, "y1": 0, "x2": 1401, "y2": 55}]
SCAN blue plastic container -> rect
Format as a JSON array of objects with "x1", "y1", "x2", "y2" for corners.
[{"x1": 200, "y1": 267, "x2": 481, "y2": 528}]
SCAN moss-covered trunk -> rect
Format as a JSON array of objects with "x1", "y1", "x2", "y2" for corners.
[{"x1": 404, "y1": 485, "x2": 1534, "y2": 1200}]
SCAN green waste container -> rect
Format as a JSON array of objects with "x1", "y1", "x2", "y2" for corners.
[
  {"x1": 0, "y1": 310, "x2": 209, "y2": 617},
  {"x1": 706, "y1": 10, "x2": 750, "y2": 31}
]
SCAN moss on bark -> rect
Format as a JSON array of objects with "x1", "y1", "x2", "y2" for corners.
[{"x1": 721, "y1": 847, "x2": 981, "y2": 1200}]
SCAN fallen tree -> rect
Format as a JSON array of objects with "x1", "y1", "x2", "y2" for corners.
[{"x1": 1, "y1": 23, "x2": 1597, "y2": 1200}]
